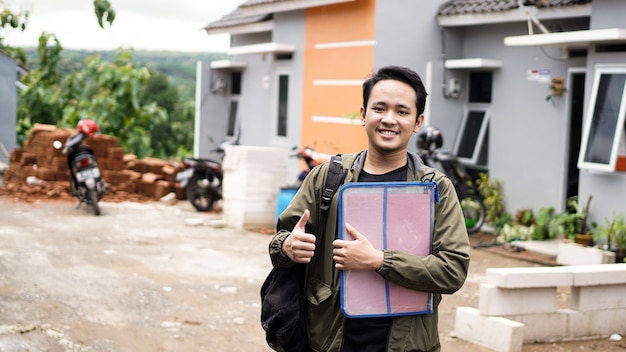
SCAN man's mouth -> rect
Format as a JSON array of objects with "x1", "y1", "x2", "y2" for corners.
[{"x1": 379, "y1": 130, "x2": 398, "y2": 136}]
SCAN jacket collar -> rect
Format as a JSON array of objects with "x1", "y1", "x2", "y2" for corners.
[{"x1": 352, "y1": 150, "x2": 426, "y2": 174}]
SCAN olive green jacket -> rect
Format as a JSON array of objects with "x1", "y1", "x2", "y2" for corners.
[{"x1": 270, "y1": 151, "x2": 470, "y2": 352}]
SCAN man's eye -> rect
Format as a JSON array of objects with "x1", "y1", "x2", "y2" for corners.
[
  {"x1": 372, "y1": 107, "x2": 384, "y2": 112},
  {"x1": 398, "y1": 111, "x2": 409, "y2": 116}
]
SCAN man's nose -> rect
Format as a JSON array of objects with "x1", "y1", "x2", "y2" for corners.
[{"x1": 381, "y1": 112, "x2": 397, "y2": 123}]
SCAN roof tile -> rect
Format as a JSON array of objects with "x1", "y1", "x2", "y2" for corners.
[{"x1": 438, "y1": 0, "x2": 591, "y2": 16}]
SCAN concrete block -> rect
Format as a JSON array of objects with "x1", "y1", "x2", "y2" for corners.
[
  {"x1": 221, "y1": 146, "x2": 290, "y2": 229},
  {"x1": 564, "y1": 307, "x2": 626, "y2": 338},
  {"x1": 504, "y1": 312, "x2": 568, "y2": 343},
  {"x1": 479, "y1": 283, "x2": 557, "y2": 315},
  {"x1": 556, "y1": 243, "x2": 615, "y2": 265},
  {"x1": 223, "y1": 198, "x2": 277, "y2": 228},
  {"x1": 454, "y1": 306, "x2": 524, "y2": 352},
  {"x1": 571, "y1": 283, "x2": 626, "y2": 311},
  {"x1": 570, "y1": 264, "x2": 626, "y2": 286},
  {"x1": 484, "y1": 266, "x2": 572, "y2": 288}
]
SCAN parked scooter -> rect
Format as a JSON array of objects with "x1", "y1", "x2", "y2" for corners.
[
  {"x1": 176, "y1": 156, "x2": 223, "y2": 212},
  {"x1": 291, "y1": 146, "x2": 323, "y2": 187},
  {"x1": 53, "y1": 119, "x2": 109, "y2": 216},
  {"x1": 176, "y1": 139, "x2": 237, "y2": 212},
  {"x1": 416, "y1": 126, "x2": 486, "y2": 234}
]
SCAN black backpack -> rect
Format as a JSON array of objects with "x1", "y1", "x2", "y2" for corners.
[{"x1": 260, "y1": 155, "x2": 346, "y2": 352}]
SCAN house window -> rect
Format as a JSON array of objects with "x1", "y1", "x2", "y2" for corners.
[
  {"x1": 578, "y1": 67, "x2": 626, "y2": 172},
  {"x1": 454, "y1": 109, "x2": 490, "y2": 165},
  {"x1": 226, "y1": 72, "x2": 241, "y2": 137},
  {"x1": 454, "y1": 71, "x2": 492, "y2": 167},
  {"x1": 468, "y1": 71, "x2": 492, "y2": 103},
  {"x1": 226, "y1": 100, "x2": 238, "y2": 137},
  {"x1": 231, "y1": 71, "x2": 241, "y2": 95},
  {"x1": 276, "y1": 74, "x2": 289, "y2": 137}
]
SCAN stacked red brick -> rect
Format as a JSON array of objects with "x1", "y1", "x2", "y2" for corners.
[{"x1": 2, "y1": 124, "x2": 184, "y2": 202}]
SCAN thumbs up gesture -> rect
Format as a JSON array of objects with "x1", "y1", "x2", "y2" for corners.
[{"x1": 282, "y1": 210, "x2": 317, "y2": 263}]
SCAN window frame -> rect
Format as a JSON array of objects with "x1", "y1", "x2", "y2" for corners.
[
  {"x1": 453, "y1": 106, "x2": 490, "y2": 165},
  {"x1": 225, "y1": 71, "x2": 242, "y2": 138},
  {"x1": 274, "y1": 71, "x2": 290, "y2": 139},
  {"x1": 577, "y1": 66, "x2": 626, "y2": 172}
]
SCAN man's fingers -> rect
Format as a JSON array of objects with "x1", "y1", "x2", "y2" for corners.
[
  {"x1": 344, "y1": 222, "x2": 362, "y2": 240},
  {"x1": 293, "y1": 209, "x2": 310, "y2": 232}
]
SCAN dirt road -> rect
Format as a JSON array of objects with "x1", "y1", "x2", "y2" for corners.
[{"x1": 0, "y1": 198, "x2": 623, "y2": 351}]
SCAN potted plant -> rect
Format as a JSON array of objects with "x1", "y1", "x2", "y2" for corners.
[
  {"x1": 594, "y1": 214, "x2": 626, "y2": 263},
  {"x1": 548, "y1": 195, "x2": 594, "y2": 244},
  {"x1": 533, "y1": 206, "x2": 554, "y2": 240}
]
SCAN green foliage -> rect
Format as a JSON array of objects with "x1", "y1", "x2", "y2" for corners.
[
  {"x1": 513, "y1": 208, "x2": 534, "y2": 227},
  {"x1": 476, "y1": 173, "x2": 505, "y2": 226},
  {"x1": 0, "y1": 3, "x2": 28, "y2": 32},
  {"x1": 37, "y1": 33, "x2": 63, "y2": 83},
  {"x1": 58, "y1": 49, "x2": 168, "y2": 157},
  {"x1": 493, "y1": 211, "x2": 513, "y2": 235},
  {"x1": 594, "y1": 214, "x2": 626, "y2": 256},
  {"x1": 499, "y1": 223, "x2": 535, "y2": 243},
  {"x1": 533, "y1": 207, "x2": 554, "y2": 240},
  {"x1": 17, "y1": 38, "x2": 176, "y2": 158},
  {"x1": 0, "y1": 1, "x2": 29, "y2": 65},
  {"x1": 93, "y1": 0, "x2": 115, "y2": 29},
  {"x1": 18, "y1": 44, "x2": 201, "y2": 158},
  {"x1": 548, "y1": 196, "x2": 594, "y2": 239},
  {"x1": 17, "y1": 33, "x2": 65, "y2": 144}
]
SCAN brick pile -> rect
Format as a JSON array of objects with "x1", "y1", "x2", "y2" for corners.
[{"x1": 1, "y1": 124, "x2": 185, "y2": 203}]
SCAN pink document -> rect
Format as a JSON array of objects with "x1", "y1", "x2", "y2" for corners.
[{"x1": 338, "y1": 182, "x2": 435, "y2": 317}]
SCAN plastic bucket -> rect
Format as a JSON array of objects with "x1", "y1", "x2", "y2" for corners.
[{"x1": 276, "y1": 187, "x2": 298, "y2": 221}]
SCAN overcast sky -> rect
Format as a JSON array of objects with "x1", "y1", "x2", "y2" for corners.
[{"x1": 2, "y1": 0, "x2": 247, "y2": 52}]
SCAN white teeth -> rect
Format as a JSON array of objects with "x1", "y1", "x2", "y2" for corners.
[{"x1": 380, "y1": 131, "x2": 396, "y2": 136}]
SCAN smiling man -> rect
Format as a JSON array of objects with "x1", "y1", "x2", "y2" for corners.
[{"x1": 270, "y1": 65, "x2": 470, "y2": 352}]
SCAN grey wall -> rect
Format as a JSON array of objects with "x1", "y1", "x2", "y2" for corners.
[
  {"x1": 198, "y1": 11, "x2": 305, "y2": 182},
  {"x1": 462, "y1": 22, "x2": 579, "y2": 214},
  {"x1": 374, "y1": 0, "x2": 465, "y2": 155},
  {"x1": 0, "y1": 53, "x2": 17, "y2": 163}
]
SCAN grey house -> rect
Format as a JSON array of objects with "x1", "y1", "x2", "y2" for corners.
[
  {"x1": 197, "y1": 0, "x2": 626, "y2": 226},
  {"x1": 0, "y1": 51, "x2": 18, "y2": 164}
]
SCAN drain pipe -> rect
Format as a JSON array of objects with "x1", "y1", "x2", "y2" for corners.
[{"x1": 440, "y1": 27, "x2": 453, "y2": 99}]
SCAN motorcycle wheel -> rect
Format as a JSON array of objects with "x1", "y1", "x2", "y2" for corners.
[
  {"x1": 89, "y1": 189, "x2": 101, "y2": 216},
  {"x1": 186, "y1": 174, "x2": 217, "y2": 212},
  {"x1": 460, "y1": 194, "x2": 485, "y2": 234}
]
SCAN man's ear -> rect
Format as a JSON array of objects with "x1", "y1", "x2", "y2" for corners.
[
  {"x1": 414, "y1": 114, "x2": 424, "y2": 133},
  {"x1": 360, "y1": 107, "x2": 366, "y2": 126}
]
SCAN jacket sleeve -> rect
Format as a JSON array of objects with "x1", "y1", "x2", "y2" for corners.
[
  {"x1": 375, "y1": 175, "x2": 470, "y2": 294},
  {"x1": 268, "y1": 163, "x2": 327, "y2": 268}
]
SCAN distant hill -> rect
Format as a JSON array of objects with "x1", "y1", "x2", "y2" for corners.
[{"x1": 22, "y1": 48, "x2": 228, "y2": 102}]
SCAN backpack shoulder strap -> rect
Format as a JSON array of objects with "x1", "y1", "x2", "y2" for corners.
[
  {"x1": 320, "y1": 154, "x2": 347, "y2": 212},
  {"x1": 306, "y1": 154, "x2": 347, "y2": 286}
]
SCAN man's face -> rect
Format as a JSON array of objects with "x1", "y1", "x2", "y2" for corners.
[{"x1": 361, "y1": 79, "x2": 423, "y2": 154}]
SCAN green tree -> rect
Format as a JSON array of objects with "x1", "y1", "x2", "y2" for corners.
[
  {"x1": 16, "y1": 33, "x2": 65, "y2": 142},
  {"x1": 93, "y1": 0, "x2": 116, "y2": 29},
  {"x1": 58, "y1": 49, "x2": 167, "y2": 158},
  {"x1": 0, "y1": 0, "x2": 29, "y2": 65},
  {"x1": 140, "y1": 69, "x2": 193, "y2": 159}
]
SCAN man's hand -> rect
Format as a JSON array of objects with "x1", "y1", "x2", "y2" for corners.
[
  {"x1": 282, "y1": 210, "x2": 317, "y2": 263},
  {"x1": 333, "y1": 223, "x2": 384, "y2": 271}
]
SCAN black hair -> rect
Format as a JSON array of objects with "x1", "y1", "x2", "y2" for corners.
[{"x1": 362, "y1": 65, "x2": 428, "y2": 115}]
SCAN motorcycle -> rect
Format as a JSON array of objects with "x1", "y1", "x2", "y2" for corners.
[
  {"x1": 291, "y1": 146, "x2": 324, "y2": 187},
  {"x1": 416, "y1": 126, "x2": 486, "y2": 234},
  {"x1": 53, "y1": 120, "x2": 108, "y2": 216},
  {"x1": 176, "y1": 156, "x2": 223, "y2": 212}
]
